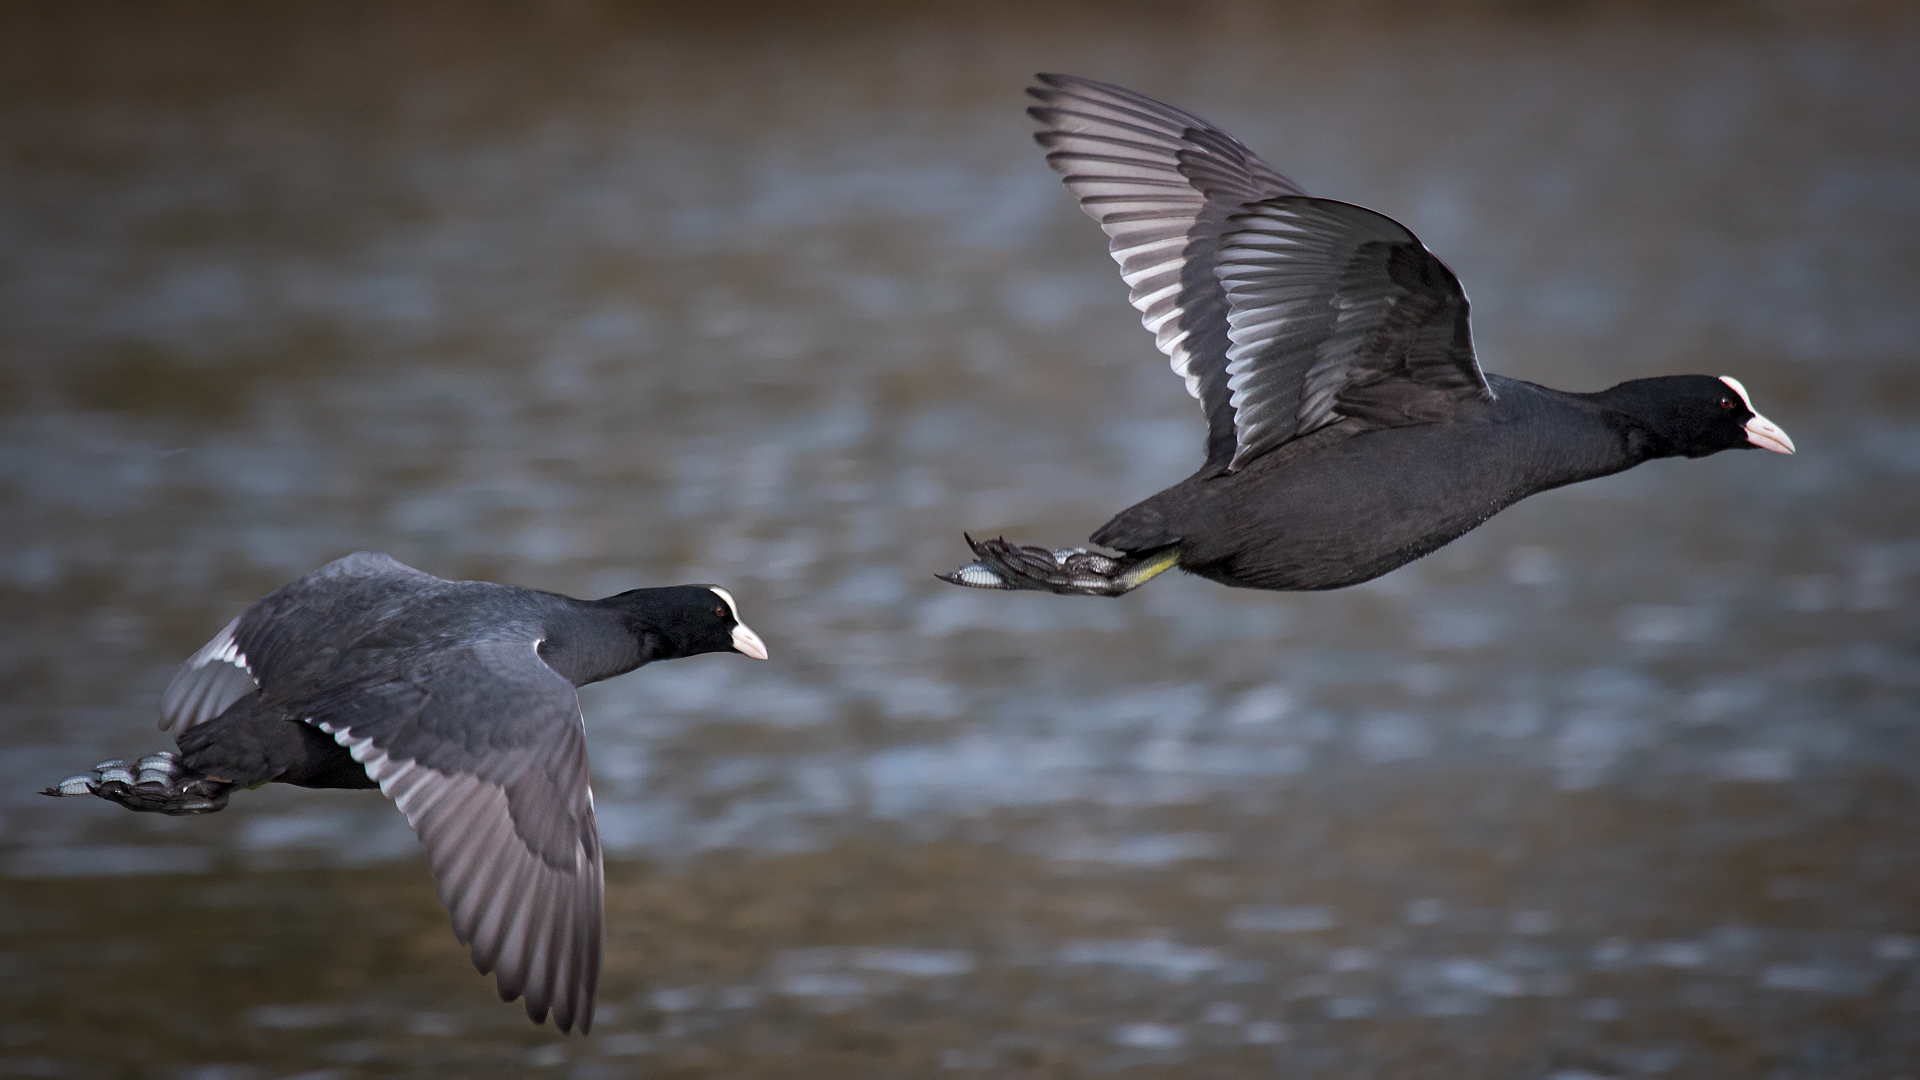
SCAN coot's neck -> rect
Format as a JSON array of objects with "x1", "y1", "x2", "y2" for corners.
[
  {"x1": 536, "y1": 594, "x2": 676, "y2": 688},
  {"x1": 1486, "y1": 375, "x2": 1676, "y2": 491}
]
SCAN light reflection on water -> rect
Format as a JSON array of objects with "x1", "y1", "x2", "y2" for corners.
[{"x1": 3, "y1": 2, "x2": 1919, "y2": 1075}]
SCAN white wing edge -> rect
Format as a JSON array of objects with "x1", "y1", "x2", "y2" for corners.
[{"x1": 158, "y1": 616, "x2": 258, "y2": 734}]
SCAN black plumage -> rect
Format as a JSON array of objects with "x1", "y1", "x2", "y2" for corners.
[
  {"x1": 942, "y1": 75, "x2": 1794, "y2": 597},
  {"x1": 47, "y1": 551, "x2": 768, "y2": 1034}
]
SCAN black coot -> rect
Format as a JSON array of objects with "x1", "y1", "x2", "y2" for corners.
[
  {"x1": 941, "y1": 75, "x2": 1794, "y2": 597},
  {"x1": 45, "y1": 551, "x2": 768, "y2": 1034}
]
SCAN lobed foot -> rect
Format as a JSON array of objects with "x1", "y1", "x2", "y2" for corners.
[
  {"x1": 42, "y1": 751, "x2": 231, "y2": 815},
  {"x1": 937, "y1": 535, "x2": 1148, "y2": 597}
]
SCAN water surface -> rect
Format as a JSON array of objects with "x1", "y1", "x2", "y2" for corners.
[{"x1": 2, "y1": 3, "x2": 1918, "y2": 1076}]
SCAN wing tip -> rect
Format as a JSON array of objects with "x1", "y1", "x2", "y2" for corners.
[{"x1": 541, "y1": 994, "x2": 595, "y2": 1036}]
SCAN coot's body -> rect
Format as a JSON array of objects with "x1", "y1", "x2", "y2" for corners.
[
  {"x1": 47, "y1": 551, "x2": 768, "y2": 1035},
  {"x1": 1101, "y1": 374, "x2": 1739, "y2": 592},
  {"x1": 943, "y1": 76, "x2": 1793, "y2": 598}
]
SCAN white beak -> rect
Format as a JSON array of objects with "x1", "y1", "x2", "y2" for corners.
[
  {"x1": 730, "y1": 622, "x2": 769, "y2": 660},
  {"x1": 1743, "y1": 413, "x2": 1795, "y2": 455},
  {"x1": 1720, "y1": 376, "x2": 1793, "y2": 455}
]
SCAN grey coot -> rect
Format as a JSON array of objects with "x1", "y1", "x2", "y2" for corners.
[
  {"x1": 44, "y1": 551, "x2": 768, "y2": 1034},
  {"x1": 941, "y1": 75, "x2": 1794, "y2": 597}
]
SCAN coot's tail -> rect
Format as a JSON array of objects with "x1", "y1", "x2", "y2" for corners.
[
  {"x1": 936, "y1": 535, "x2": 1181, "y2": 597},
  {"x1": 42, "y1": 751, "x2": 232, "y2": 815}
]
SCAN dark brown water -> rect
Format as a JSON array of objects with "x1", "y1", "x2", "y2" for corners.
[{"x1": 3, "y1": 3, "x2": 1918, "y2": 1076}]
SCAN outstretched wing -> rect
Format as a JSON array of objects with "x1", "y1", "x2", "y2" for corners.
[
  {"x1": 1028, "y1": 73, "x2": 1305, "y2": 474},
  {"x1": 1214, "y1": 197, "x2": 1494, "y2": 469},
  {"x1": 1030, "y1": 76, "x2": 1495, "y2": 474},
  {"x1": 308, "y1": 638, "x2": 603, "y2": 1035},
  {"x1": 160, "y1": 552, "x2": 440, "y2": 734},
  {"x1": 159, "y1": 616, "x2": 257, "y2": 733}
]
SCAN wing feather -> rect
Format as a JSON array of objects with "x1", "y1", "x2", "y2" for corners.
[
  {"x1": 1031, "y1": 76, "x2": 1497, "y2": 474},
  {"x1": 1029, "y1": 73, "x2": 1305, "y2": 472},
  {"x1": 314, "y1": 640, "x2": 604, "y2": 1034},
  {"x1": 162, "y1": 553, "x2": 441, "y2": 734},
  {"x1": 159, "y1": 617, "x2": 257, "y2": 733},
  {"x1": 1215, "y1": 197, "x2": 1494, "y2": 469}
]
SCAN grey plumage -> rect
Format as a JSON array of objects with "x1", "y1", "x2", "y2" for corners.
[
  {"x1": 1029, "y1": 74, "x2": 1492, "y2": 477},
  {"x1": 1028, "y1": 72, "x2": 1306, "y2": 474},
  {"x1": 44, "y1": 551, "x2": 768, "y2": 1034},
  {"x1": 159, "y1": 617, "x2": 255, "y2": 734}
]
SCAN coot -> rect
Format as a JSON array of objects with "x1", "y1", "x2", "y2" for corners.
[
  {"x1": 45, "y1": 551, "x2": 768, "y2": 1034},
  {"x1": 941, "y1": 75, "x2": 1793, "y2": 597}
]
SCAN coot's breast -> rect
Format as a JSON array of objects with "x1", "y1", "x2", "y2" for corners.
[{"x1": 1181, "y1": 415, "x2": 1578, "y2": 591}]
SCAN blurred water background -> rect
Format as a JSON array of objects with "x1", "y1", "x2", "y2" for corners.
[{"x1": 3, "y1": 2, "x2": 1918, "y2": 1076}]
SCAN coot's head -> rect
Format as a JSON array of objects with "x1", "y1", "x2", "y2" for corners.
[
  {"x1": 1612, "y1": 375, "x2": 1795, "y2": 459},
  {"x1": 610, "y1": 585, "x2": 769, "y2": 661}
]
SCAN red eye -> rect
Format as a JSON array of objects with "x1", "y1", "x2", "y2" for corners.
[
  {"x1": 715, "y1": 607, "x2": 729, "y2": 619},
  {"x1": 1719, "y1": 398, "x2": 1735, "y2": 409}
]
